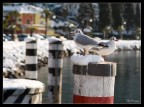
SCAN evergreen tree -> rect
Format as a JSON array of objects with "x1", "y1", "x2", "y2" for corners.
[
  {"x1": 111, "y1": 3, "x2": 124, "y2": 30},
  {"x1": 3, "y1": 11, "x2": 20, "y2": 40},
  {"x1": 134, "y1": 3, "x2": 141, "y2": 27},
  {"x1": 61, "y1": 7, "x2": 68, "y2": 19},
  {"x1": 41, "y1": 9, "x2": 53, "y2": 35},
  {"x1": 111, "y1": 3, "x2": 124, "y2": 39},
  {"x1": 77, "y1": 3, "x2": 94, "y2": 29},
  {"x1": 134, "y1": 3, "x2": 141, "y2": 39},
  {"x1": 99, "y1": 3, "x2": 112, "y2": 39},
  {"x1": 123, "y1": 3, "x2": 135, "y2": 32}
]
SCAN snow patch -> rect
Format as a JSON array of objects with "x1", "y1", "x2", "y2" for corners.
[
  {"x1": 3, "y1": 78, "x2": 45, "y2": 90},
  {"x1": 48, "y1": 37, "x2": 62, "y2": 43},
  {"x1": 71, "y1": 53, "x2": 104, "y2": 66}
]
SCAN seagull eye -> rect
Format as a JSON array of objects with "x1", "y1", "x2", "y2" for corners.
[{"x1": 76, "y1": 31, "x2": 79, "y2": 33}]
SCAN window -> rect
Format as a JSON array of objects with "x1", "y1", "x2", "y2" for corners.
[{"x1": 27, "y1": 19, "x2": 30, "y2": 24}]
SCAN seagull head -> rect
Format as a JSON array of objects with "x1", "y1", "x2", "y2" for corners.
[
  {"x1": 70, "y1": 29, "x2": 83, "y2": 36},
  {"x1": 109, "y1": 36, "x2": 118, "y2": 41},
  {"x1": 74, "y1": 29, "x2": 83, "y2": 34}
]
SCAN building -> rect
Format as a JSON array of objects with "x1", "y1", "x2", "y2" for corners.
[{"x1": 3, "y1": 3, "x2": 51, "y2": 34}]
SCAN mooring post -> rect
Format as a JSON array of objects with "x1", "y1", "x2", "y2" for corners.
[
  {"x1": 48, "y1": 39, "x2": 64, "y2": 104},
  {"x1": 25, "y1": 37, "x2": 38, "y2": 80},
  {"x1": 3, "y1": 78, "x2": 45, "y2": 104},
  {"x1": 3, "y1": 38, "x2": 46, "y2": 104},
  {"x1": 73, "y1": 62, "x2": 116, "y2": 104}
]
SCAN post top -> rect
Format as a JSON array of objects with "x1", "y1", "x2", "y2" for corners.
[
  {"x1": 48, "y1": 37, "x2": 62, "y2": 44},
  {"x1": 3, "y1": 78, "x2": 45, "y2": 95},
  {"x1": 71, "y1": 54, "x2": 104, "y2": 66},
  {"x1": 25, "y1": 37, "x2": 37, "y2": 43}
]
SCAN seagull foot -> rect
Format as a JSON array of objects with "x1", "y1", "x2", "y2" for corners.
[{"x1": 79, "y1": 50, "x2": 85, "y2": 56}]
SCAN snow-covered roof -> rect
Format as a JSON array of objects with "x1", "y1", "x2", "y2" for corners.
[{"x1": 3, "y1": 4, "x2": 43, "y2": 14}]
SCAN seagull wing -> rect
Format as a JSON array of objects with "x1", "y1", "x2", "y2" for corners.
[
  {"x1": 75, "y1": 34, "x2": 99, "y2": 46},
  {"x1": 98, "y1": 42, "x2": 109, "y2": 47},
  {"x1": 90, "y1": 42, "x2": 109, "y2": 51}
]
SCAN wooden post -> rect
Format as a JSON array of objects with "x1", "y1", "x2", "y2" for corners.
[
  {"x1": 73, "y1": 62, "x2": 117, "y2": 104},
  {"x1": 48, "y1": 39, "x2": 63, "y2": 104},
  {"x1": 25, "y1": 37, "x2": 38, "y2": 80}
]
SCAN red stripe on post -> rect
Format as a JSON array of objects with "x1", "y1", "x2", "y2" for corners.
[{"x1": 73, "y1": 95, "x2": 114, "y2": 104}]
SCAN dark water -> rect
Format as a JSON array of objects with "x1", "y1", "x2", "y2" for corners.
[{"x1": 38, "y1": 51, "x2": 141, "y2": 104}]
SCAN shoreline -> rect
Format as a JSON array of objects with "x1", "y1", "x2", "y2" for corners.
[{"x1": 3, "y1": 39, "x2": 141, "y2": 78}]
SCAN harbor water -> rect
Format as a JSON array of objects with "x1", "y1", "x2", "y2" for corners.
[{"x1": 38, "y1": 51, "x2": 141, "y2": 104}]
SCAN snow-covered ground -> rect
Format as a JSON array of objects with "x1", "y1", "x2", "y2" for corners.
[{"x1": 3, "y1": 38, "x2": 141, "y2": 78}]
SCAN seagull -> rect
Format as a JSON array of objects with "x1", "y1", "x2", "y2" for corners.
[
  {"x1": 70, "y1": 29, "x2": 118, "y2": 59},
  {"x1": 70, "y1": 29, "x2": 100, "y2": 55},
  {"x1": 89, "y1": 36, "x2": 118, "y2": 59}
]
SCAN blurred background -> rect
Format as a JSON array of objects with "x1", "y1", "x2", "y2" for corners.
[{"x1": 3, "y1": 3, "x2": 141, "y2": 41}]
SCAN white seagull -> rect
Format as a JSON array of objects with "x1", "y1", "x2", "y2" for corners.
[
  {"x1": 89, "y1": 36, "x2": 118, "y2": 58},
  {"x1": 70, "y1": 29, "x2": 100, "y2": 55},
  {"x1": 71, "y1": 29, "x2": 118, "y2": 58}
]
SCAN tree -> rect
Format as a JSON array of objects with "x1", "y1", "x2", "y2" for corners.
[
  {"x1": 77, "y1": 3, "x2": 94, "y2": 29},
  {"x1": 134, "y1": 3, "x2": 141, "y2": 39},
  {"x1": 61, "y1": 7, "x2": 68, "y2": 19},
  {"x1": 99, "y1": 3, "x2": 113, "y2": 39},
  {"x1": 3, "y1": 15, "x2": 9, "y2": 33},
  {"x1": 28, "y1": 27, "x2": 37, "y2": 37},
  {"x1": 111, "y1": 3, "x2": 124, "y2": 39},
  {"x1": 3, "y1": 10, "x2": 20, "y2": 40},
  {"x1": 134, "y1": 3, "x2": 141, "y2": 27},
  {"x1": 41, "y1": 9, "x2": 53, "y2": 35},
  {"x1": 123, "y1": 3, "x2": 135, "y2": 33}
]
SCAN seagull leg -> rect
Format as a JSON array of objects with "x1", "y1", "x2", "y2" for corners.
[
  {"x1": 80, "y1": 49, "x2": 89, "y2": 55},
  {"x1": 83, "y1": 49, "x2": 89, "y2": 55},
  {"x1": 83, "y1": 49, "x2": 86, "y2": 55},
  {"x1": 79, "y1": 49, "x2": 85, "y2": 55},
  {"x1": 103, "y1": 56, "x2": 106, "y2": 61}
]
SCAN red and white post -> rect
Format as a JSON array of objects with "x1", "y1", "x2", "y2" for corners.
[{"x1": 73, "y1": 62, "x2": 117, "y2": 104}]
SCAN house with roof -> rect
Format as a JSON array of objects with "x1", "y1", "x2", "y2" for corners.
[{"x1": 3, "y1": 3, "x2": 51, "y2": 34}]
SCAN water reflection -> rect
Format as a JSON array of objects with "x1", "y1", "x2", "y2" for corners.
[{"x1": 107, "y1": 51, "x2": 141, "y2": 104}]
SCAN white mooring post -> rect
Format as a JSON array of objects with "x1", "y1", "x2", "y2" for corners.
[
  {"x1": 3, "y1": 37, "x2": 46, "y2": 104},
  {"x1": 3, "y1": 78, "x2": 45, "y2": 104},
  {"x1": 73, "y1": 62, "x2": 117, "y2": 104},
  {"x1": 47, "y1": 39, "x2": 64, "y2": 104},
  {"x1": 25, "y1": 37, "x2": 38, "y2": 80}
]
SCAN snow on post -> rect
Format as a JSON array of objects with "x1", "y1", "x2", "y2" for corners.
[
  {"x1": 25, "y1": 37, "x2": 38, "y2": 80},
  {"x1": 71, "y1": 54, "x2": 117, "y2": 104},
  {"x1": 47, "y1": 38, "x2": 64, "y2": 104},
  {"x1": 3, "y1": 78, "x2": 45, "y2": 104}
]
